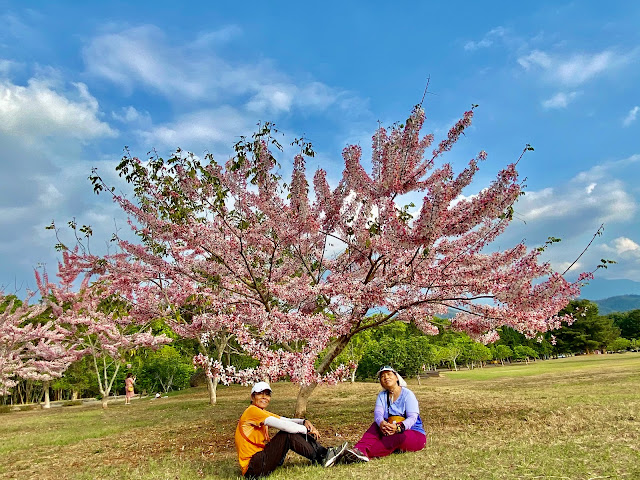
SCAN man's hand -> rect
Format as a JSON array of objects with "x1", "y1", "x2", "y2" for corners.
[{"x1": 303, "y1": 419, "x2": 320, "y2": 439}]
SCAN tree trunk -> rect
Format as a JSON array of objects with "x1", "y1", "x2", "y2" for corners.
[
  {"x1": 71, "y1": 390, "x2": 78, "y2": 401},
  {"x1": 294, "y1": 335, "x2": 350, "y2": 417},
  {"x1": 42, "y1": 381, "x2": 51, "y2": 409},
  {"x1": 206, "y1": 375, "x2": 217, "y2": 405},
  {"x1": 295, "y1": 384, "x2": 316, "y2": 417},
  {"x1": 101, "y1": 395, "x2": 109, "y2": 409}
]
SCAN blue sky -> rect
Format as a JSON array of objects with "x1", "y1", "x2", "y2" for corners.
[{"x1": 1, "y1": 1, "x2": 639, "y2": 300}]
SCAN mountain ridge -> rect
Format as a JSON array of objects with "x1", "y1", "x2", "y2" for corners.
[
  {"x1": 592, "y1": 294, "x2": 640, "y2": 315},
  {"x1": 578, "y1": 277, "x2": 640, "y2": 300}
]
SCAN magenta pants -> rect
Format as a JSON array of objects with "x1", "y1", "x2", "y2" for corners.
[{"x1": 354, "y1": 422, "x2": 426, "y2": 459}]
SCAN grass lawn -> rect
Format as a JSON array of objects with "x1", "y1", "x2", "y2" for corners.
[{"x1": 1, "y1": 353, "x2": 639, "y2": 480}]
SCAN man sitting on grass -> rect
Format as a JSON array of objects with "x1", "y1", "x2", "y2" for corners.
[{"x1": 235, "y1": 381, "x2": 347, "y2": 478}]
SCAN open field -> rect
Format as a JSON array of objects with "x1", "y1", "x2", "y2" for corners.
[{"x1": 1, "y1": 353, "x2": 639, "y2": 480}]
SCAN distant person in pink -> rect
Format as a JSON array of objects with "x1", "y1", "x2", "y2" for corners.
[{"x1": 125, "y1": 373, "x2": 136, "y2": 405}]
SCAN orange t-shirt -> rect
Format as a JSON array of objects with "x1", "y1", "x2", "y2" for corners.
[{"x1": 235, "y1": 405, "x2": 281, "y2": 474}]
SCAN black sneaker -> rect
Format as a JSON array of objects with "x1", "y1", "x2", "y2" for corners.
[
  {"x1": 322, "y1": 441, "x2": 348, "y2": 467},
  {"x1": 340, "y1": 447, "x2": 369, "y2": 464}
]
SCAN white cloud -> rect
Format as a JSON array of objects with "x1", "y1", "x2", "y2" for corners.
[
  {"x1": 246, "y1": 82, "x2": 341, "y2": 114},
  {"x1": 83, "y1": 25, "x2": 357, "y2": 116},
  {"x1": 0, "y1": 153, "x2": 130, "y2": 292},
  {"x1": 0, "y1": 205, "x2": 30, "y2": 224},
  {"x1": 297, "y1": 82, "x2": 341, "y2": 110},
  {"x1": 555, "y1": 52, "x2": 616, "y2": 85},
  {"x1": 517, "y1": 50, "x2": 552, "y2": 70},
  {"x1": 0, "y1": 77, "x2": 116, "y2": 142},
  {"x1": 0, "y1": 69, "x2": 120, "y2": 291},
  {"x1": 600, "y1": 236, "x2": 640, "y2": 279},
  {"x1": 192, "y1": 25, "x2": 242, "y2": 47},
  {"x1": 573, "y1": 154, "x2": 640, "y2": 183},
  {"x1": 517, "y1": 49, "x2": 630, "y2": 86},
  {"x1": 37, "y1": 183, "x2": 64, "y2": 207},
  {"x1": 542, "y1": 91, "x2": 579, "y2": 109},
  {"x1": 0, "y1": 59, "x2": 20, "y2": 75},
  {"x1": 246, "y1": 84, "x2": 295, "y2": 113},
  {"x1": 464, "y1": 27, "x2": 507, "y2": 51},
  {"x1": 556, "y1": 261, "x2": 583, "y2": 274},
  {"x1": 487, "y1": 154, "x2": 640, "y2": 281},
  {"x1": 623, "y1": 106, "x2": 639, "y2": 127},
  {"x1": 612, "y1": 237, "x2": 640, "y2": 255},
  {"x1": 112, "y1": 106, "x2": 151, "y2": 125},
  {"x1": 138, "y1": 106, "x2": 253, "y2": 150},
  {"x1": 84, "y1": 25, "x2": 218, "y2": 98},
  {"x1": 520, "y1": 178, "x2": 634, "y2": 224},
  {"x1": 464, "y1": 38, "x2": 493, "y2": 51}
]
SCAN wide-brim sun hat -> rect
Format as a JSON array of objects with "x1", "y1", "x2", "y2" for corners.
[
  {"x1": 377, "y1": 366, "x2": 407, "y2": 387},
  {"x1": 251, "y1": 381, "x2": 272, "y2": 394}
]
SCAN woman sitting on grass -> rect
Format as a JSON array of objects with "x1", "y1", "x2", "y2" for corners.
[
  {"x1": 235, "y1": 381, "x2": 347, "y2": 478},
  {"x1": 342, "y1": 366, "x2": 426, "y2": 463}
]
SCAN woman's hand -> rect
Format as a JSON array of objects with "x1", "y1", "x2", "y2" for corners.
[
  {"x1": 303, "y1": 419, "x2": 320, "y2": 439},
  {"x1": 379, "y1": 420, "x2": 396, "y2": 436}
]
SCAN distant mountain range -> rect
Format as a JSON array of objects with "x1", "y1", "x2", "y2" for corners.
[
  {"x1": 593, "y1": 295, "x2": 640, "y2": 314},
  {"x1": 579, "y1": 278, "x2": 640, "y2": 314},
  {"x1": 578, "y1": 278, "x2": 640, "y2": 301},
  {"x1": 438, "y1": 277, "x2": 640, "y2": 318}
]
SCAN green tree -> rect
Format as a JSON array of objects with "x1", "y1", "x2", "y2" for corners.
[
  {"x1": 607, "y1": 337, "x2": 631, "y2": 352},
  {"x1": 532, "y1": 339, "x2": 554, "y2": 360},
  {"x1": 137, "y1": 346, "x2": 194, "y2": 394},
  {"x1": 357, "y1": 337, "x2": 407, "y2": 378},
  {"x1": 491, "y1": 344, "x2": 513, "y2": 365},
  {"x1": 608, "y1": 310, "x2": 640, "y2": 340},
  {"x1": 51, "y1": 357, "x2": 95, "y2": 400},
  {"x1": 513, "y1": 345, "x2": 538, "y2": 363},
  {"x1": 463, "y1": 342, "x2": 493, "y2": 369},
  {"x1": 438, "y1": 344, "x2": 463, "y2": 371},
  {"x1": 554, "y1": 300, "x2": 620, "y2": 354},
  {"x1": 404, "y1": 336, "x2": 437, "y2": 377},
  {"x1": 494, "y1": 326, "x2": 527, "y2": 349},
  {"x1": 334, "y1": 333, "x2": 372, "y2": 382}
]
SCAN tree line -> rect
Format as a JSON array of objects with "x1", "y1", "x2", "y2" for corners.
[
  {"x1": 335, "y1": 299, "x2": 640, "y2": 380},
  {"x1": 4, "y1": 293, "x2": 637, "y2": 407}
]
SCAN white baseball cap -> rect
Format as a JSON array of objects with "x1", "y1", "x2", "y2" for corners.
[
  {"x1": 377, "y1": 366, "x2": 407, "y2": 387},
  {"x1": 251, "y1": 381, "x2": 272, "y2": 394}
]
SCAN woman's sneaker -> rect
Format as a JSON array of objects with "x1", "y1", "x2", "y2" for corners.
[
  {"x1": 322, "y1": 441, "x2": 348, "y2": 467},
  {"x1": 340, "y1": 447, "x2": 369, "y2": 464}
]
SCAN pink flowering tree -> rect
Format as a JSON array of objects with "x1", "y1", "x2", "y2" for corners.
[
  {"x1": 172, "y1": 307, "x2": 238, "y2": 405},
  {"x1": 75, "y1": 244, "x2": 259, "y2": 405},
  {"x1": 0, "y1": 292, "x2": 78, "y2": 407},
  {"x1": 90, "y1": 105, "x2": 589, "y2": 416},
  {"x1": 37, "y1": 251, "x2": 172, "y2": 408}
]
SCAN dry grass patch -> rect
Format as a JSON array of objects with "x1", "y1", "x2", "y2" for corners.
[{"x1": 1, "y1": 353, "x2": 640, "y2": 479}]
